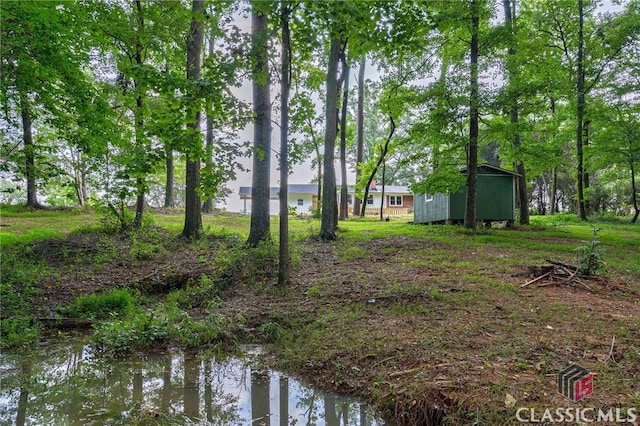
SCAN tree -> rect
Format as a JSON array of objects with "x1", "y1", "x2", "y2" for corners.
[
  {"x1": 278, "y1": 1, "x2": 292, "y2": 286},
  {"x1": 182, "y1": 0, "x2": 205, "y2": 239},
  {"x1": 338, "y1": 57, "x2": 351, "y2": 221},
  {"x1": 247, "y1": 1, "x2": 272, "y2": 246},
  {"x1": 575, "y1": 0, "x2": 588, "y2": 220},
  {"x1": 353, "y1": 58, "x2": 366, "y2": 216},
  {"x1": 202, "y1": 35, "x2": 216, "y2": 214},
  {"x1": 1, "y1": 1, "x2": 97, "y2": 209},
  {"x1": 319, "y1": 36, "x2": 342, "y2": 240},
  {"x1": 464, "y1": 0, "x2": 480, "y2": 229},
  {"x1": 503, "y1": 0, "x2": 530, "y2": 225}
]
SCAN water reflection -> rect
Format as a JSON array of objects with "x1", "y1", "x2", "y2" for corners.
[{"x1": 0, "y1": 341, "x2": 387, "y2": 425}]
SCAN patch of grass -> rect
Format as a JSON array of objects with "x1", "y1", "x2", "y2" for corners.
[
  {"x1": 62, "y1": 289, "x2": 135, "y2": 319},
  {"x1": 337, "y1": 245, "x2": 370, "y2": 262},
  {"x1": 305, "y1": 284, "x2": 324, "y2": 297}
]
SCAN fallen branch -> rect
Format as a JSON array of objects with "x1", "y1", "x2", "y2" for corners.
[
  {"x1": 607, "y1": 336, "x2": 616, "y2": 363},
  {"x1": 521, "y1": 271, "x2": 552, "y2": 287},
  {"x1": 523, "y1": 260, "x2": 596, "y2": 291}
]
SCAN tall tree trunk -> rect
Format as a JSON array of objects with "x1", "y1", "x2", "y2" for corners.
[
  {"x1": 164, "y1": 145, "x2": 174, "y2": 207},
  {"x1": 575, "y1": 0, "x2": 587, "y2": 220},
  {"x1": 278, "y1": 2, "x2": 291, "y2": 286},
  {"x1": 182, "y1": 0, "x2": 205, "y2": 239},
  {"x1": 503, "y1": 0, "x2": 529, "y2": 225},
  {"x1": 132, "y1": 0, "x2": 145, "y2": 229},
  {"x1": 247, "y1": 2, "x2": 272, "y2": 246},
  {"x1": 339, "y1": 58, "x2": 351, "y2": 221},
  {"x1": 21, "y1": 94, "x2": 40, "y2": 209},
  {"x1": 319, "y1": 36, "x2": 342, "y2": 241},
  {"x1": 202, "y1": 35, "x2": 215, "y2": 213},
  {"x1": 353, "y1": 58, "x2": 366, "y2": 217},
  {"x1": 465, "y1": 0, "x2": 480, "y2": 230}
]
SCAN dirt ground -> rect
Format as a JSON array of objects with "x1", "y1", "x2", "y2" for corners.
[{"x1": 17, "y1": 229, "x2": 640, "y2": 425}]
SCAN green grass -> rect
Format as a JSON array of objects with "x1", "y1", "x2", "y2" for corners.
[{"x1": 61, "y1": 289, "x2": 135, "y2": 319}]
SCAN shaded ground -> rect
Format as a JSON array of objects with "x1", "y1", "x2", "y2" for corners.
[{"x1": 6, "y1": 223, "x2": 640, "y2": 425}]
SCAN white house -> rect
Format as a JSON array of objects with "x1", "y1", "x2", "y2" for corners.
[
  {"x1": 239, "y1": 181, "x2": 413, "y2": 216},
  {"x1": 239, "y1": 184, "x2": 318, "y2": 215}
]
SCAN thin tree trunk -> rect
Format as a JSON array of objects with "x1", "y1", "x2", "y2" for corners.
[
  {"x1": 164, "y1": 61, "x2": 175, "y2": 209},
  {"x1": 339, "y1": 59, "x2": 351, "y2": 221},
  {"x1": 182, "y1": 0, "x2": 205, "y2": 239},
  {"x1": 21, "y1": 94, "x2": 40, "y2": 209},
  {"x1": 576, "y1": 0, "x2": 587, "y2": 220},
  {"x1": 353, "y1": 58, "x2": 366, "y2": 217},
  {"x1": 379, "y1": 159, "x2": 386, "y2": 221},
  {"x1": 319, "y1": 36, "x2": 342, "y2": 241},
  {"x1": 503, "y1": 0, "x2": 529, "y2": 225},
  {"x1": 361, "y1": 119, "x2": 395, "y2": 217},
  {"x1": 278, "y1": 2, "x2": 291, "y2": 286},
  {"x1": 247, "y1": 2, "x2": 272, "y2": 246},
  {"x1": 202, "y1": 35, "x2": 215, "y2": 213},
  {"x1": 465, "y1": 0, "x2": 480, "y2": 230}
]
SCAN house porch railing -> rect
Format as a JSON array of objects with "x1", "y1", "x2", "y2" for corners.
[{"x1": 348, "y1": 207, "x2": 411, "y2": 217}]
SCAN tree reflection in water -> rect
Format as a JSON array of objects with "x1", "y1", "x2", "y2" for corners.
[{"x1": 0, "y1": 340, "x2": 386, "y2": 425}]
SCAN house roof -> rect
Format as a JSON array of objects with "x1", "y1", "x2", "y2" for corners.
[
  {"x1": 460, "y1": 164, "x2": 522, "y2": 177},
  {"x1": 239, "y1": 183, "x2": 412, "y2": 199}
]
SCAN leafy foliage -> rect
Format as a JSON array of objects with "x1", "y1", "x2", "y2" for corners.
[{"x1": 574, "y1": 225, "x2": 607, "y2": 275}]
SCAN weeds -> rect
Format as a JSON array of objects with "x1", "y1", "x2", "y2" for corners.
[{"x1": 574, "y1": 225, "x2": 607, "y2": 275}]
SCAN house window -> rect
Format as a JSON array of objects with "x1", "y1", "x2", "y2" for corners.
[
  {"x1": 367, "y1": 195, "x2": 374, "y2": 205},
  {"x1": 297, "y1": 199, "x2": 304, "y2": 206},
  {"x1": 425, "y1": 193, "x2": 434, "y2": 202},
  {"x1": 389, "y1": 195, "x2": 402, "y2": 206},
  {"x1": 347, "y1": 195, "x2": 353, "y2": 205}
]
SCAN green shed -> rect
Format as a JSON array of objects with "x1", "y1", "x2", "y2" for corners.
[{"x1": 414, "y1": 164, "x2": 520, "y2": 225}]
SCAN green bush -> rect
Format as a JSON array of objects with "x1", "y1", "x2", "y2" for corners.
[{"x1": 63, "y1": 289, "x2": 134, "y2": 319}]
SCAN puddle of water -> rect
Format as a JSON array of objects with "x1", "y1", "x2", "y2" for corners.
[{"x1": 0, "y1": 339, "x2": 388, "y2": 426}]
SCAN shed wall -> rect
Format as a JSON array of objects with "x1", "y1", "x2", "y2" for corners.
[{"x1": 414, "y1": 192, "x2": 449, "y2": 223}]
